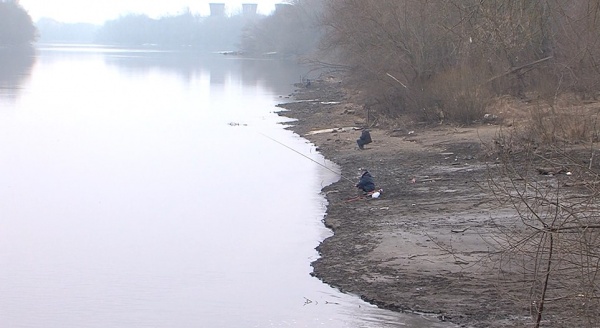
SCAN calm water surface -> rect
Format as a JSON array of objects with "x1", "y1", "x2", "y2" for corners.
[{"x1": 0, "y1": 45, "x2": 451, "y2": 327}]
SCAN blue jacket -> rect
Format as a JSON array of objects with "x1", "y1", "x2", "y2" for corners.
[{"x1": 356, "y1": 171, "x2": 375, "y2": 192}]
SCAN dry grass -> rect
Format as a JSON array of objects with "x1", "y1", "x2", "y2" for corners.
[{"x1": 486, "y1": 94, "x2": 600, "y2": 146}]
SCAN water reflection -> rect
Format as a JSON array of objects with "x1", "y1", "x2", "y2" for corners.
[
  {"x1": 36, "y1": 44, "x2": 308, "y2": 95},
  {"x1": 103, "y1": 48, "x2": 305, "y2": 91},
  {"x1": 0, "y1": 46, "x2": 36, "y2": 101}
]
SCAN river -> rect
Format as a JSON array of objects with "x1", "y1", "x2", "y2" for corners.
[{"x1": 0, "y1": 45, "x2": 449, "y2": 328}]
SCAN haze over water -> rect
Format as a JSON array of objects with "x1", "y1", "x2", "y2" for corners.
[{"x1": 0, "y1": 45, "x2": 450, "y2": 327}]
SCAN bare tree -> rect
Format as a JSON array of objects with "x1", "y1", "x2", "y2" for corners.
[
  {"x1": 318, "y1": 0, "x2": 600, "y2": 124},
  {"x1": 487, "y1": 132, "x2": 600, "y2": 327}
]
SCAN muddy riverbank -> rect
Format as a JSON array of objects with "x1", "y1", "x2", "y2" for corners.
[{"x1": 276, "y1": 77, "x2": 550, "y2": 327}]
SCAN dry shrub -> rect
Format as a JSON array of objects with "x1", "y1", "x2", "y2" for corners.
[
  {"x1": 349, "y1": 76, "x2": 409, "y2": 120},
  {"x1": 526, "y1": 100, "x2": 600, "y2": 144},
  {"x1": 486, "y1": 93, "x2": 600, "y2": 146},
  {"x1": 427, "y1": 66, "x2": 492, "y2": 124},
  {"x1": 487, "y1": 96, "x2": 530, "y2": 124},
  {"x1": 318, "y1": 0, "x2": 600, "y2": 126}
]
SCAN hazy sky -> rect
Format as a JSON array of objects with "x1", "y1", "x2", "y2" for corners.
[{"x1": 18, "y1": 0, "x2": 284, "y2": 24}]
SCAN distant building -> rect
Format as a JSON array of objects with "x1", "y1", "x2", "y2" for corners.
[
  {"x1": 274, "y1": 3, "x2": 293, "y2": 14},
  {"x1": 209, "y1": 3, "x2": 226, "y2": 17},
  {"x1": 242, "y1": 3, "x2": 258, "y2": 16}
]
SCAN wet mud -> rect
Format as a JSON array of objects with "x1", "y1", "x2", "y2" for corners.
[{"x1": 276, "y1": 77, "x2": 543, "y2": 327}]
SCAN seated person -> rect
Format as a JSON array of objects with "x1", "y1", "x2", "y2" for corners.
[
  {"x1": 357, "y1": 129, "x2": 372, "y2": 149},
  {"x1": 356, "y1": 170, "x2": 376, "y2": 192}
]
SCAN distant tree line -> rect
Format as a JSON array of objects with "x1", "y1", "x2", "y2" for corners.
[
  {"x1": 30, "y1": 3, "x2": 322, "y2": 56},
  {"x1": 94, "y1": 10, "x2": 251, "y2": 50},
  {"x1": 0, "y1": 1, "x2": 36, "y2": 46},
  {"x1": 34, "y1": 11, "x2": 251, "y2": 51}
]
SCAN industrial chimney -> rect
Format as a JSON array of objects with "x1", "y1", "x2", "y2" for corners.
[
  {"x1": 274, "y1": 3, "x2": 293, "y2": 14},
  {"x1": 242, "y1": 3, "x2": 258, "y2": 16},
  {"x1": 209, "y1": 3, "x2": 226, "y2": 16}
]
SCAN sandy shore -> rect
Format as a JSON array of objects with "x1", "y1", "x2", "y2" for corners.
[{"x1": 275, "y1": 77, "x2": 543, "y2": 327}]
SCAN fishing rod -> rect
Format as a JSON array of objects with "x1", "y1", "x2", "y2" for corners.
[{"x1": 258, "y1": 132, "x2": 356, "y2": 184}]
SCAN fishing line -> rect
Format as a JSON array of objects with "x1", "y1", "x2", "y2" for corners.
[{"x1": 257, "y1": 132, "x2": 355, "y2": 184}]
